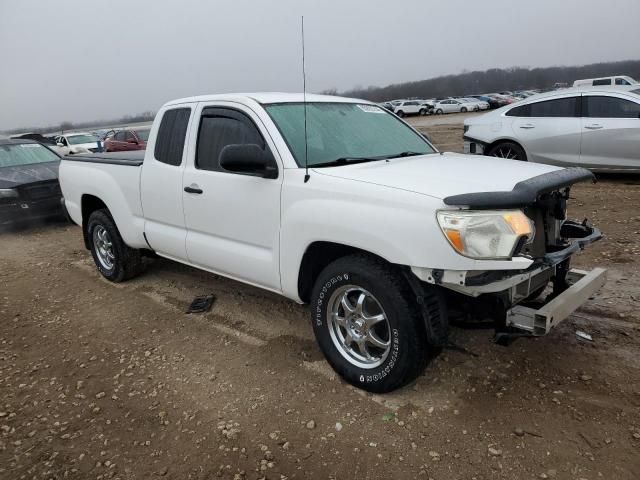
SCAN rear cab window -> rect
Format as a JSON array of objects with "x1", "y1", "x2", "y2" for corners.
[{"x1": 154, "y1": 108, "x2": 191, "y2": 166}]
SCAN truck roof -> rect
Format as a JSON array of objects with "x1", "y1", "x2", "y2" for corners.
[{"x1": 164, "y1": 92, "x2": 370, "y2": 107}]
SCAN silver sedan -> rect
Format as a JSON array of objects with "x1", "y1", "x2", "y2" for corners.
[{"x1": 463, "y1": 85, "x2": 640, "y2": 172}]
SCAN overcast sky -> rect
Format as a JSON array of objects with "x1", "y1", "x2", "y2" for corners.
[{"x1": 1, "y1": 0, "x2": 640, "y2": 130}]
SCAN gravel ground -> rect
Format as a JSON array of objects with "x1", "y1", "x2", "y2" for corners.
[{"x1": 1, "y1": 119, "x2": 639, "y2": 479}]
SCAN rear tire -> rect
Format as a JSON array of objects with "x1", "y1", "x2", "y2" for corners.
[
  {"x1": 310, "y1": 254, "x2": 442, "y2": 393},
  {"x1": 87, "y1": 209, "x2": 143, "y2": 282},
  {"x1": 487, "y1": 141, "x2": 527, "y2": 161}
]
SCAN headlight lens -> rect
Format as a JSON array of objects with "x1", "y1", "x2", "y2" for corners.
[
  {"x1": 437, "y1": 210, "x2": 534, "y2": 259},
  {"x1": 0, "y1": 188, "x2": 18, "y2": 199}
]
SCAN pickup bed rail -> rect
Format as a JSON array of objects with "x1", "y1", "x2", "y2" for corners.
[{"x1": 63, "y1": 151, "x2": 144, "y2": 167}]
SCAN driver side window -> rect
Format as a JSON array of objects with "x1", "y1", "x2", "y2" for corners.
[{"x1": 196, "y1": 108, "x2": 271, "y2": 173}]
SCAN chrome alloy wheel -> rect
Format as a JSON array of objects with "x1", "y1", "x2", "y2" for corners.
[
  {"x1": 93, "y1": 225, "x2": 115, "y2": 270},
  {"x1": 492, "y1": 146, "x2": 521, "y2": 160},
  {"x1": 327, "y1": 286, "x2": 391, "y2": 369}
]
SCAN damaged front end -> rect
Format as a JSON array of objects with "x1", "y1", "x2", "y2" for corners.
[{"x1": 415, "y1": 167, "x2": 606, "y2": 338}]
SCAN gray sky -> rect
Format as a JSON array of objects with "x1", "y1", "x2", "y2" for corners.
[{"x1": 1, "y1": 0, "x2": 639, "y2": 130}]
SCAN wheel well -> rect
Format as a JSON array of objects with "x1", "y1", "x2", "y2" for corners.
[
  {"x1": 297, "y1": 242, "x2": 386, "y2": 303},
  {"x1": 81, "y1": 194, "x2": 108, "y2": 249},
  {"x1": 485, "y1": 139, "x2": 525, "y2": 156}
]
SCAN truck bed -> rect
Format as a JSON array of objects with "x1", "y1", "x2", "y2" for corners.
[{"x1": 63, "y1": 151, "x2": 145, "y2": 166}]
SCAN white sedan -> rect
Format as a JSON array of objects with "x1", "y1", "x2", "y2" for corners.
[
  {"x1": 55, "y1": 132, "x2": 103, "y2": 154},
  {"x1": 463, "y1": 85, "x2": 640, "y2": 172},
  {"x1": 433, "y1": 99, "x2": 469, "y2": 114}
]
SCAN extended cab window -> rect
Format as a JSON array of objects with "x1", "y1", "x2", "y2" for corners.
[
  {"x1": 584, "y1": 96, "x2": 640, "y2": 118},
  {"x1": 592, "y1": 79, "x2": 611, "y2": 86},
  {"x1": 528, "y1": 97, "x2": 578, "y2": 117},
  {"x1": 154, "y1": 108, "x2": 191, "y2": 166},
  {"x1": 196, "y1": 108, "x2": 268, "y2": 172}
]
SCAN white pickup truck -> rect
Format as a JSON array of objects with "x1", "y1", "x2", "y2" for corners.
[{"x1": 60, "y1": 93, "x2": 606, "y2": 393}]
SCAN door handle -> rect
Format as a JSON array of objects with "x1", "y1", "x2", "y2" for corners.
[
  {"x1": 184, "y1": 185, "x2": 203, "y2": 194},
  {"x1": 584, "y1": 124, "x2": 603, "y2": 130},
  {"x1": 519, "y1": 124, "x2": 535, "y2": 129}
]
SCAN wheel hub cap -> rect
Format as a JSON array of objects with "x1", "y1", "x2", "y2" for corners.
[
  {"x1": 327, "y1": 286, "x2": 391, "y2": 369},
  {"x1": 93, "y1": 225, "x2": 115, "y2": 270}
]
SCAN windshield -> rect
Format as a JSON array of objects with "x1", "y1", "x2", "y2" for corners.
[
  {"x1": 67, "y1": 134, "x2": 99, "y2": 145},
  {"x1": 0, "y1": 143, "x2": 59, "y2": 168},
  {"x1": 136, "y1": 128, "x2": 151, "y2": 141},
  {"x1": 265, "y1": 102, "x2": 435, "y2": 167}
]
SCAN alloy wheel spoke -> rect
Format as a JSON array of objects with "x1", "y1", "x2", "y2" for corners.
[
  {"x1": 362, "y1": 313, "x2": 385, "y2": 329},
  {"x1": 354, "y1": 293, "x2": 366, "y2": 316},
  {"x1": 340, "y1": 294, "x2": 355, "y2": 315},
  {"x1": 357, "y1": 338, "x2": 374, "y2": 361},
  {"x1": 367, "y1": 330, "x2": 390, "y2": 350}
]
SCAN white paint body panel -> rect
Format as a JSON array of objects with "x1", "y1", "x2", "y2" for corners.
[{"x1": 60, "y1": 92, "x2": 572, "y2": 304}]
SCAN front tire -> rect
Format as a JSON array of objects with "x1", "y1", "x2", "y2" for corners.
[
  {"x1": 87, "y1": 209, "x2": 143, "y2": 282},
  {"x1": 396, "y1": 110, "x2": 405, "y2": 118},
  {"x1": 461, "y1": 107, "x2": 468, "y2": 113},
  {"x1": 419, "y1": 108, "x2": 426, "y2": 116},
  {"x1": 435, "y1": 109, "x2": 443, "y2": 115},
  {"x1": 310, "y1": 254, "x2": 439, "y2": 393}
]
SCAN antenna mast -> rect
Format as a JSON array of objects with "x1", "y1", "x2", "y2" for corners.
[{"x1": 301, "y1": 16, "x2": 310, "y2": 183}]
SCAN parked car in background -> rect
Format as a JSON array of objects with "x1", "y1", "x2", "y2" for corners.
[
  {"x1": 393, "y1": 100, "x2": 431, "y2": 117},
  {"x1": 0, "y1": 139, "x2": 64, "y2": 225},
  {"x1": 55, "y1": 132, "x2": 102, "y2": 154},
  {"x1": 470, "y1": 95, "x2": 502, "y2": 109},
  {"x1": 457, "y1": 97, "x2": 490, "y2": 111},
  {"x1": 103, "y1": 128, "x2": 151, "y2": 152},
  {"x1": 463, "y1": 85, "x2": 640, "y2": 171},
  {"x1": 573, "y1": 76, "x2": 637, "y2": 87},
  {"x1": 433, "y1": 98, "x2": 469, "y2": 114},
  {"x1": 60, "y1": 92, "x2": 605, "y2": 393}
]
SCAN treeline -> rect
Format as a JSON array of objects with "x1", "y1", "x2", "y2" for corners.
[
  {"x1": 335, "y1": 59, "x2": 640, "y2": 101},
  {"x1": 3, "y1": 111, "x2": 156, "y2": 135}
]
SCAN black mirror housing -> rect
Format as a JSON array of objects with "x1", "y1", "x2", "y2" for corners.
[{"x1": 219, "y1": 144, "x2": 277, "y2": 179}]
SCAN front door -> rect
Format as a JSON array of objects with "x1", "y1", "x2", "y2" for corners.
[
  {"x1": 182, "y1": 103, "x2": 282, "y2": 291},
  {"x1": 510, "y1": 95, "x2": 582, "y2": 166}
]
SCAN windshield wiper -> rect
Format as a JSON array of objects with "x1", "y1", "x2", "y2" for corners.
[
  {"x1": 312, "y1": 156, "x2": 384, "y2": 168},
  {"x1": 386, "y1": 151, "x2": 423, "y2": 159}
]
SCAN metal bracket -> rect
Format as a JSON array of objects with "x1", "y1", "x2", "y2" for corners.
[{"x1": 506, "y1": 268, "x2": 606, "y2": 335}]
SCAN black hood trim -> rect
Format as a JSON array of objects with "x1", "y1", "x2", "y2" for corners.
[{"x1": 443, "y1": 167, "x2": 595, "y2": 209}]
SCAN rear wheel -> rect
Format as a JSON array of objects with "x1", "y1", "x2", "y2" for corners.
[
  {"x1": 87, "y1": 209, "x2": 143, "y2": 282},
  {"x1": 487, "y1": 141, "x2": 527, "y2": 161},
  {"x1": 310, "y1": 254, "x2": 443, "y2": 393}
]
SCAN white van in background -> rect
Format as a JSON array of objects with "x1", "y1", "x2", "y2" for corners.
[{"x1": 573, "y1": 76, "x2": 637, "y2": 87}]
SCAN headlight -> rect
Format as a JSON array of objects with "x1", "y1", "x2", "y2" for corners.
[
  {"x1": 0, "y1": 188, "x2": 18, "y2": 199},
  {"x1": 437, "y1": 210, "x2": 534, "y2": 259}
]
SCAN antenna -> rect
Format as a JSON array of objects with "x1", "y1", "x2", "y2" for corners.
[{"x1": 301, "y1": 16, "x2": 310, "y2": 183}]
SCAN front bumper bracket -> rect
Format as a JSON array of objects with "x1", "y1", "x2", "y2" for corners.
[{"x1": 505, "y1": 268, "x2": 607, "y2": 335}]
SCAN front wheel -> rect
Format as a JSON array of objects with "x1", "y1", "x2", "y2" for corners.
[
  {"x1": 396, "y1": 110, "x2": 405, "y2": 117},
  {"x1": 87, "y1": 209, "x2": 144, "y2": 282},
  {"x1": 310, "y1": 254, "x2": 442, "y2": 393},
  {"x1": 461, "y1": 107, "x2": 468, "y2": 113},
  {"x1": 487, "y1": 141, "x2": 527, "y2": 161},
  {"x1": 435, "y1": 109, "x2": 443, "y2": 115}
]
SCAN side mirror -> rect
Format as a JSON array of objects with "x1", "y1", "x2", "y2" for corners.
[
  {"x1": 219, "y1": 144, "x2": 277, "y2": 179},
  {"x1": 57, "y1": 142, "x2": 64, "y2": 147}
]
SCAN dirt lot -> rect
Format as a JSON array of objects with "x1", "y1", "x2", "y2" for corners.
[{"x1": 1, "y1": 116, "x2": 639, "y2": 479}]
